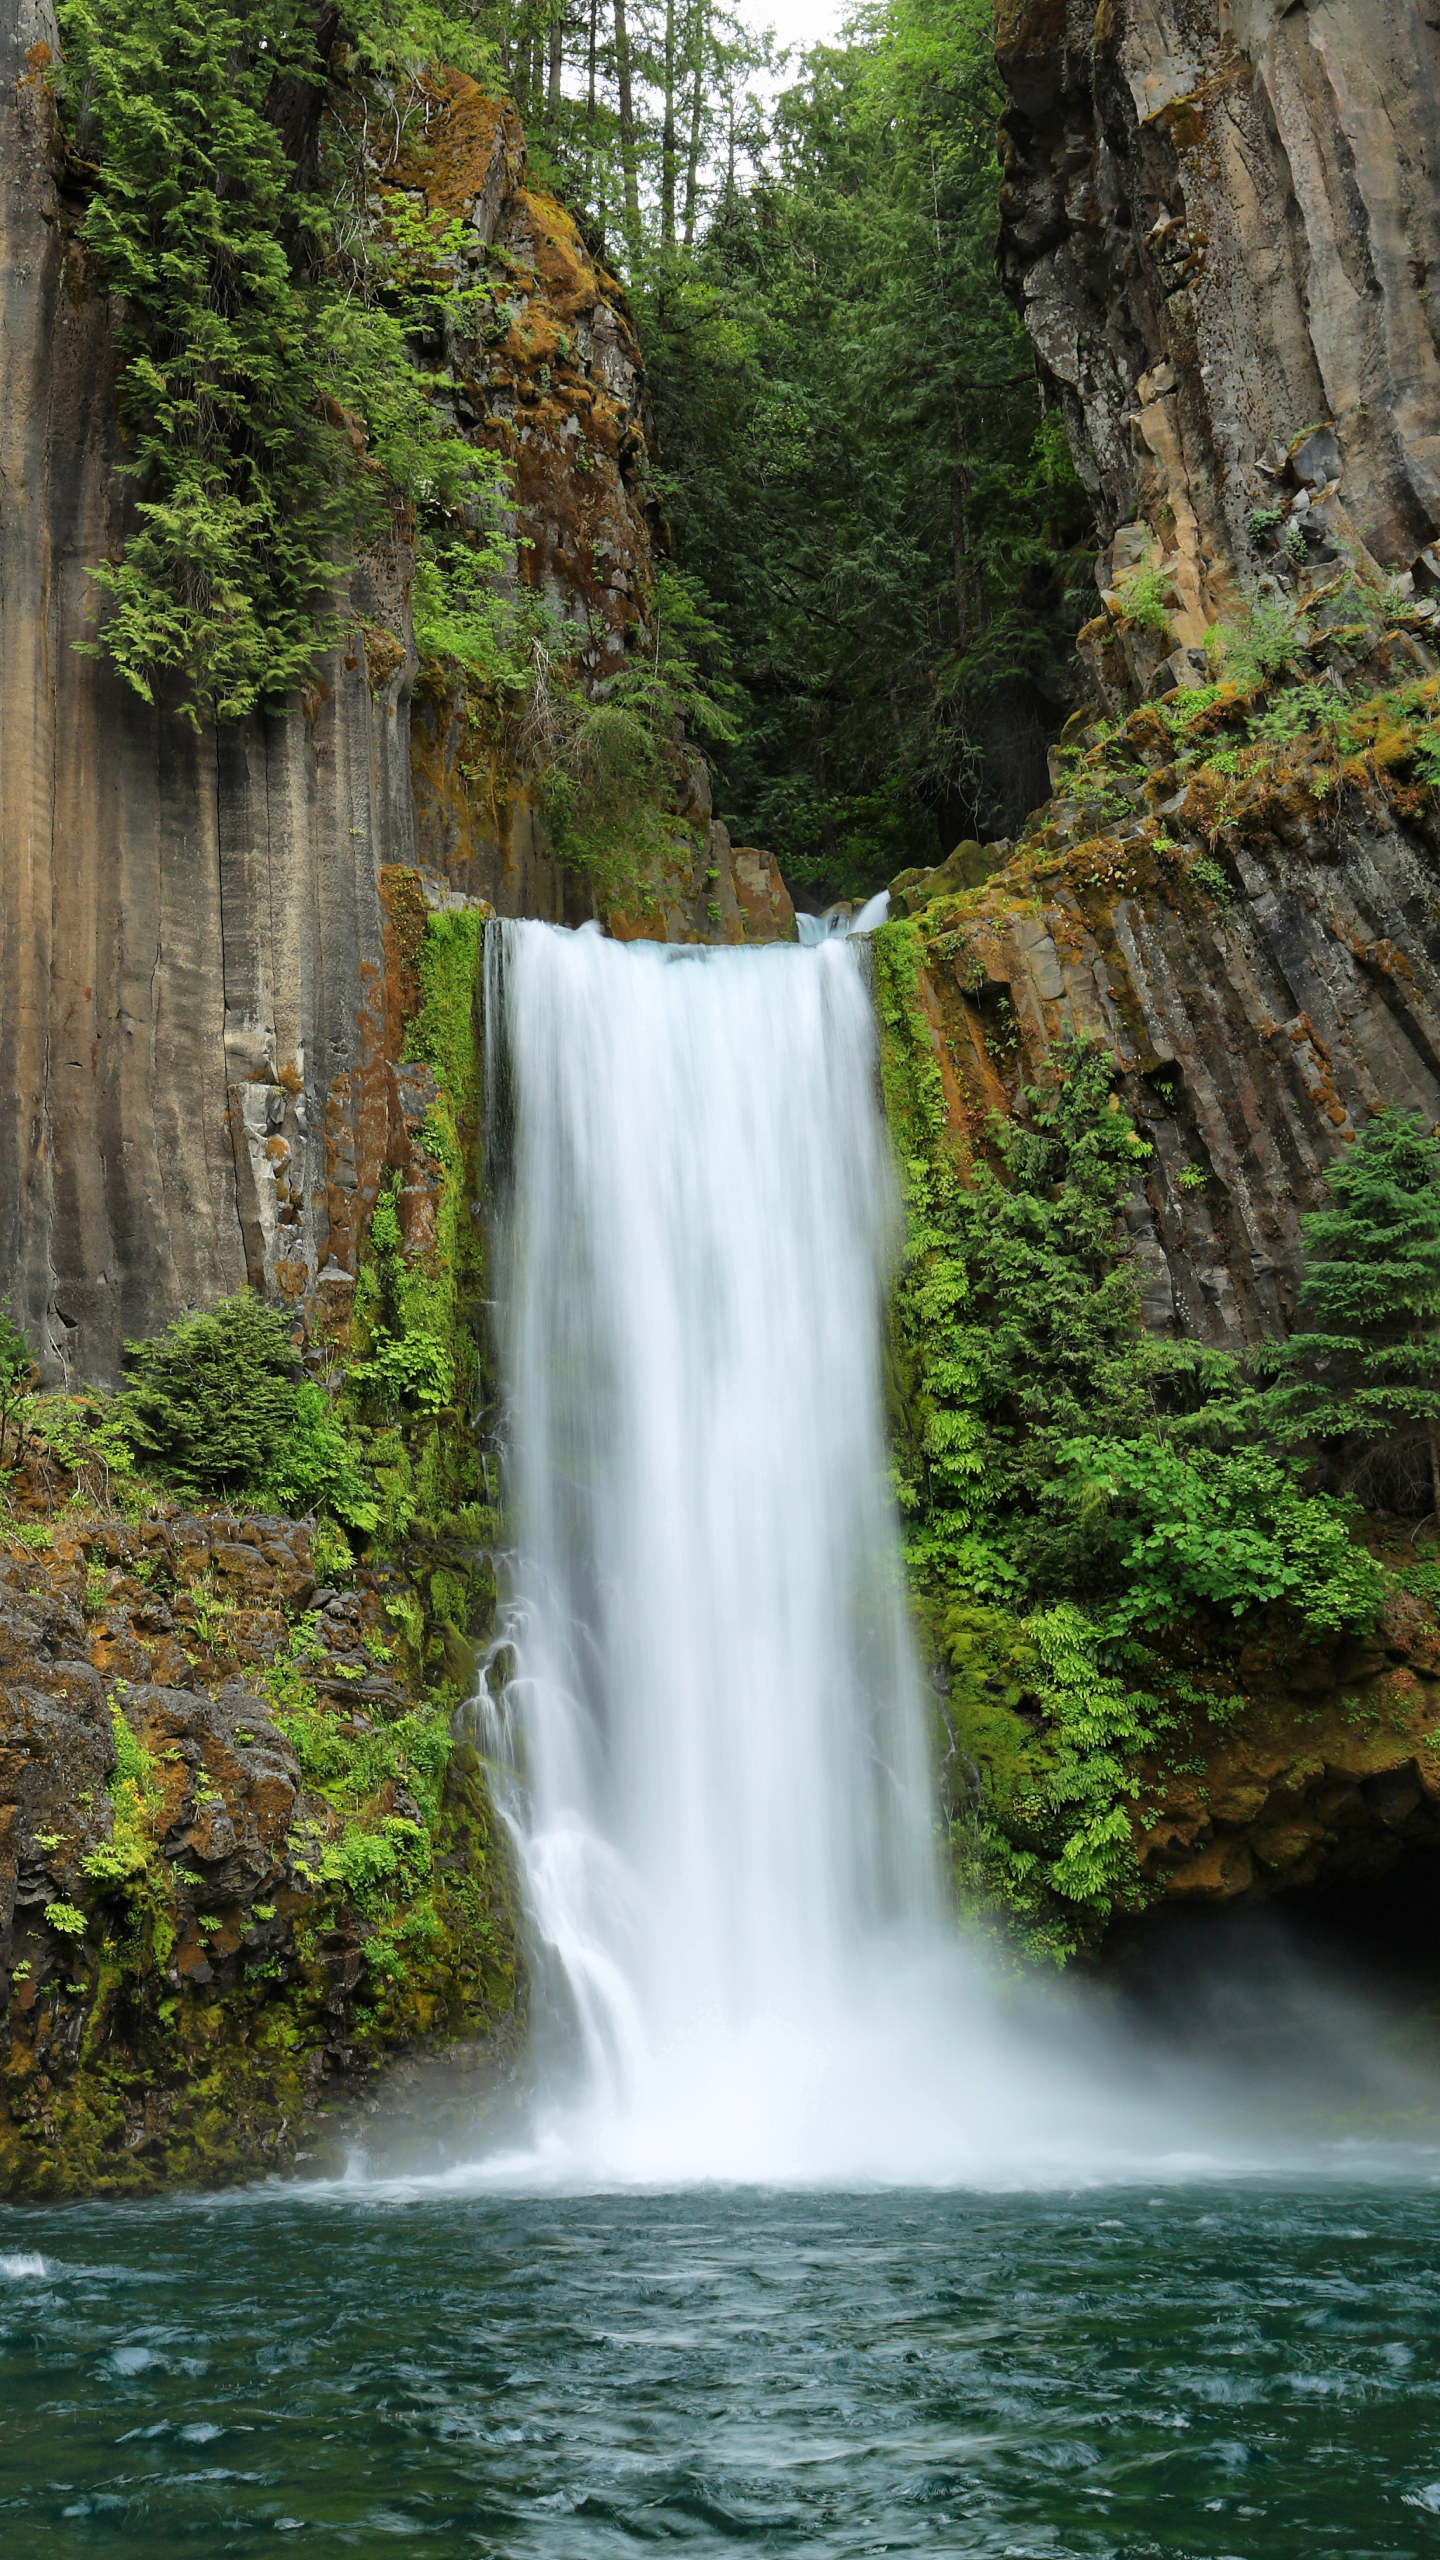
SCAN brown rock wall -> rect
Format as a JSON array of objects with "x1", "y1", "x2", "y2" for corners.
[
  {"x1": 0, "y1": 8, "x2": 420, "y2": 1386},
  {"x1": 0, "y1": 38, "x2": 793, "y2": 1390},
  {"x1": 896, "y1": 631, "x2": 1440, "y2": 1346},
  {"x1": 996, "y1": 1, "x2": 1440, "y2": 677}
]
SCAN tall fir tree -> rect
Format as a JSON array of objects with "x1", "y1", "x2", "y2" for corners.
[{"x1": 1259, "y1": 1111, "x2": 1440, "y2": 1515}]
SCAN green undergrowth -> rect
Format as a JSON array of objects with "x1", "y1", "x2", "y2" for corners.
[
  {"x1": 0, "y1": 1495, "x2": 518, "y2": 2198},
  {"x1": 874, "y1": 916, "x2": 1390, "y2": 1962},
  {"x1": 1039, "y1": 639, "x2": 1440, "y2": 890}
]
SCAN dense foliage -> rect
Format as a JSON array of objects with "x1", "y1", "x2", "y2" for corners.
[
  {"x1": 112, "y1": 1292, "x2": 301, "y2": 1496},
  {"x1": 873, "y1": 916, "x2": 1403, "y2": 1956},
  {"x1": 55, "y1": 0, "x2": 527, "y2": 725},
  {"x1": 1256, "y1": 1109, "x2": 1440, "y2": 1516},
  {"x1": 635, "y1": 0, "x2": 1093, "y2": 899}
]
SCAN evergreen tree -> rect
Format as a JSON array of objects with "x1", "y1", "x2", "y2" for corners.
[
  {"x1": 1259, "y1": 1111, "x2": 1440, "y2": 1515},
  {"x1": 639, "y1": 0, "x2": 1092, "y2": 901},
  {"x1": 114, "y1": 1290, "x2": 300, "y2": 1498},
  {"x1": 0, "y1": 1302, "x2": 34, "y2": 1468}
]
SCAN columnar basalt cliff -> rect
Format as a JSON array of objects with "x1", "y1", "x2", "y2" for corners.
[
  {"x1": 889, "y1": 635, "x2": 1440, "y2": 1348},
  {"x1": 940, "y1": 0, "x2": 1440, "y2": 1339},
  {"x1": 996, "y1": 0, "x2": 1440, "y2": 699},
  {"x1": 869, "y1": 1, "x2": 1440, "y2": 1945},
  {"x1": 0, "y1": 20, "x2": 789, "y2": 1393}
]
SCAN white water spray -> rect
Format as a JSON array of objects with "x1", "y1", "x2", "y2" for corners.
[{"x1": 472, "y1": 919, "x2": 1440, "y2": 2190}]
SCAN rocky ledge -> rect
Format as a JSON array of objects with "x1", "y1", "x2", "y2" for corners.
[{"x1": 0, "y1": 1508, "x2": 520, "y2": 2198}]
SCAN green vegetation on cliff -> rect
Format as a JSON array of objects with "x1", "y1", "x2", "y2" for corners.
[
  {"x1": 1257, "y1": 1109, "x2": 1440, "y2": 1516},
  {"x1": 874, "y1": 914, "x2": 1403, "y2": 1959},
  {"x1": 54, "y1": 0, "x2": 522, "y2": 724},
  {"x1": 635, "y1": 0, "x2": 1091, "y2": 898},
  {"x1": 0, "y1": 889, "x2": 517, "y2": 2194}
]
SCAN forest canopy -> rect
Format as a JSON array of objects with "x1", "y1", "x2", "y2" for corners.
[
  {"x1": 54, "y1": 0, "x2": 1089, "y2": 898},
  {"x1": 488, "y1": 0, "x2": 1093, "y2": 894}
]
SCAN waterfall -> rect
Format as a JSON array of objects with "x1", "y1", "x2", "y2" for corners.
[
  {"x1": 471, "y1": 919, "x2": 1429, "y2": 2190},
  {"x1": 482, "y1": 917, "x2": 952, "y2": 2180}
]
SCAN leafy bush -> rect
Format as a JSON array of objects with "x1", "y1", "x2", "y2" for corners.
[
  {"x1": 113, "y1": 1290, "x2": 298, "y2": 1497},
  {"x1": 263, "y1": 1382, "x2": 380, "y2": 1531},
  {"x1": 1247, "y1": 680, "x2": 1355, "y2": 750},
  {"x1": 1046, "y1": 1438, "x2": 1383, "y2": 1638},
  {"x1": 0, "y1": 1300, "x2": 33, "y2": 1464},
  {"x1": 1207, "y1": 592, "x2": 1310, "y2": 688},
  {"x1": 319, "y1": 1816, "x2": 432, "y2": 1907},
  {"x1": 1116, "y1": 552, "x2": 1172, "y2": 632},
  {"x1": 1188, "y1": 854, "x2": 1232, "y2": 903}
]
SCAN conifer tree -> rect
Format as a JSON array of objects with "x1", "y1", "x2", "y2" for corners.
[
  {"x1": 1259, "y1": 1111, "x2": 1440, "y2": 1515},
  {"x1": 114, "y1": 1290, "x2": 300, "y2": 1498},
  {"x1": 0, "y1": 1302, "x2": 33, "y2": 1468}
]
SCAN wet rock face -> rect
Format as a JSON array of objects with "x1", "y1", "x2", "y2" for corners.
[
  {"x1": 897, "y1": 618, "x2": 1440, "y2": 1348},
  {"x1": 1135, "y1": 1581, "x2": 1440, "y2": 1906},
  {"x1": 995, "y1": 1, "x2": 1440, "y2": 652},
  {"x1": 0, "y1": 1514, "x2": 521, "y2": 2197},
  {"x1": 0, "y1": 8, "x2": 419, "y2": 1384},
  {"x1": 0, "y1": 37, "x2": 792, "y2": 1391}
]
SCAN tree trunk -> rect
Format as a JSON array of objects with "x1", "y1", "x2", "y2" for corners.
[
  {"x1": 548, "y1": 15, "x2": 563, "y2": 125},
  {"x1": 661, "y1": 0, "x2": 677, "y2": 252},
  {"x1": 613, "y1": 0, "x2": 643, "y2": 270},
  {"x1": 950, "y1": 464, "x2": 973, "y2": 653},
  {"x1": 682, "y1": 0, "x2": 704, "y2": 244},
  {"x1": 586, "y1": 0, "x2": 598, "y2": 202},
  {"x1": 1429, "y1": 1413, "x2": 1440, "y2": 1526}
]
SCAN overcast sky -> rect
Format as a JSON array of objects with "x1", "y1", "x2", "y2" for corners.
[{"x1": 741, "y1": 0, "x2": 847, "y2": 52}]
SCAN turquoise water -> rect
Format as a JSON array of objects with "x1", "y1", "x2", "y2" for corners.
[{"x1": 5, "y1": 2180, "x2": 1440, "y2": 2554}]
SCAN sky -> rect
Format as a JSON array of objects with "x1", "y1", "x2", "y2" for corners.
[{"x1": 740, "y1": 0, "x2": 847, "y2": 51}]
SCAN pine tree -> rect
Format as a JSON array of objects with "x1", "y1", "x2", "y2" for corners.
[
  {"x1": 1259, "y1": 1111, "x2": 1440, "y2": 1515},
  {"x1": 0, "y1": 1301, "x2": 34, "y2": 1467},
  {"x1": 114, "y1": 1291, "x2": 300, "y2": 1498}
]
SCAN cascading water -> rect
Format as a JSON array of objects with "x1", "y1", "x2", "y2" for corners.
[
  {"x1": 475, "y1": 917, "x2": 1438, "y2": 2190},
  {"x1": 482, "y1": 917, "x2": 951, "y2": 2180}
]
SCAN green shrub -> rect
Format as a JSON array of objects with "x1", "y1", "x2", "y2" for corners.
[
  {"x1": 54, "y1": 0, "x2": 504, "y2": 726},
  {"x1": 1115, "y1": 552, "x2": 1172, "y2": 632},
  {"x1": 1207, "y1": 592, "x2": 1310, "y2": 688},
  {"x1": 263, "y1": 1382, "x2": 380, "y2": 1531},
  {"x1": 1043, "y1": 1438, "x2": 1383, "y2": 1638},
  {"x1": 113, "y1": 1290, "x2": 298, "y2": 1497},
  {"x1": 0, "y1": 1299, "x2": 32, "y2": 1464}
]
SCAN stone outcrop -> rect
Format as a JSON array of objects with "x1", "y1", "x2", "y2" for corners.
[
  {"x1": 1132, "y1": 1575, "x2": 1440, "y2": 1906},
  {"x1": 0, "y1": 27, "x2": 791, "y2": 1391},
  {"x1": 0, "y1": 1503, "x2": 520, "y2": 2195},
  {"x1": 996, "y1": 0, "x2": 1440, "y2": 698},
  {"x1": 892, "y1": 606, "x2": 1440, "y2": 1346}
]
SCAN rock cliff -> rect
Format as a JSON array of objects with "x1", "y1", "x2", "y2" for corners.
[
  {"x1": 878, "y1": 0, "x2": 1440, "y2": 1944},
  {"x1": 0, "y1": 1493, "x2": 520, "y2": 2195},
  {"x1": 996, "y1": 0, "x2": 1440, "y2": 699},
  {"x1": 891, "y1": 618, "x2": 1440, "y2": 1346},
  {"x1": 0, "y1": 24, "x2": 790, "y2": 1393}
]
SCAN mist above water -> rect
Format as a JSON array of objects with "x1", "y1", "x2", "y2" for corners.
[{"x1": 471, "y1": 919, "x2": 1440, "y2": 2192}]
